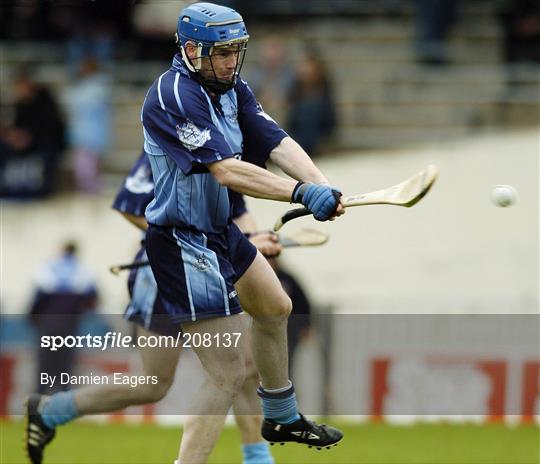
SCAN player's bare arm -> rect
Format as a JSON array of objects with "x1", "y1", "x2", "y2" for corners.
[
  {"x1": 119, "y1": 212, "x2": 148, "y2": 232},
  {"x1": 208, "y1": 157, "x2": 296, "y2": 201},
  {"x1": 269, "y1": 136, "x2": 328, "y2": 185},
  {"x1": 208, "y1": 157, "x2": 344, "y2": 220}
]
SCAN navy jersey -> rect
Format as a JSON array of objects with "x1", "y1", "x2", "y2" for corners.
[
  {"x1": 229, "y1": 190, "x2": 247, "y2": 220},
  {"x1": 112, "y1": 151, "x2": 154, "y2": 217},
  {"x1": 112, "y1": 150, "x2": 248, "y2": 220},
  {"x1": 141, "y1": 55, "x2": 287, "y2": 233}
]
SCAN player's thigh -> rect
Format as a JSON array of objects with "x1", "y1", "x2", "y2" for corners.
[
  {"x1": 136, "y1": 325, "x2": 182, "y2": 384},
  {"x1": 234, "y1": 251, "x2": 292, "y2": 319},
  {"x1": 182, "y1": 313, "x2": 247, "y2": 389}
]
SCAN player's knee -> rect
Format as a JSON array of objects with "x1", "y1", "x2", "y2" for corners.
[
  {"x1": 256, "y1": 291, "x2": 292, "y2": 320},
  {"x1": 227, "y1": 356, "x2": 247, "y2": 394},
  {"x1": 151, "y1": 379, "x2": 172, "y2": 401},
  {"x1": 210, "y1": 352, "x2": 246, "y2": 395},
  {"x1": 272, "y1": 292, "x2": 292, "y2": 319},
  {"x1": 243, "y1": 354, "x2": 257, "y2": 379},
  {"x1": 281, "y1": 293, "x2": 293, "y2": 317},
  {"x1": 231, "y1": 368, "x2": 246, "y2": 395},
  {"x1": 139, "y1": 376, "x2": 173, "y2": 402}
]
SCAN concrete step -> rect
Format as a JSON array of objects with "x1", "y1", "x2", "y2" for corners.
[
  {"x1": 310, "y1": 40, "x2": 501, "y2": 64},
  {"x1": 334, "y1": 83, "x2": 538, "y2": 105},
  {"x1": 330, "y1": 63, "x2": 540, "y2": 84},
  {"x1": 338, "y1": 125, "x2": 472, "y2": 149},
  {"x1": 296, "y1": 18, "x2": 500, "y2": 42},
  {"x1": 340, "y1": 102, "x2": 479, "y2": 127}
]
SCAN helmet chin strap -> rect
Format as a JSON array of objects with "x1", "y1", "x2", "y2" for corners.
[
  {"x1": 200, "y1": 60, "x2": 237, "y2": 95},
  {"x1": 200, "y1": 76, "x2": 236, "y2": 95}
]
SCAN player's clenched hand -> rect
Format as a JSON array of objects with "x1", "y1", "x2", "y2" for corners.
[
  {"x1": 292, "y1": 182, "x2": 343, "y2": 221},
  {"x1": 329, "y1": 197, "x2": 346, "y2": 221},
  {"x1": 249, "y1": 232, "x2": 283, "y2": 258}
]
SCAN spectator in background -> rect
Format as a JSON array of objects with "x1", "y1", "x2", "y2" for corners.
[
  {"x1": 0, "y1": 0, "x2": 51, "y2": 40},
  {"x1": 286, "y1": 49, "x2": 337, "y2": 157},
  {"x1": 268, "y1": 258, "x2": 312, "y2": 380},
  {"x1": 0, "y1": 1, "x2": 133, "y2": 43},
  {"x1": 412, "y1": 0, "x2": 459, "y2": 66},
  {"x1": 48, "y1": 1, "x2": 133, "y2": 75},
  {"x1": 248, "y1": 35, "x2": 294, "y2": 126},
  {"x1": 65, "y1": 57, "x2": 112, "y2": 194},
  {"x1": 497, "y1": 0, "x2": 540, "y2": 64},
  {"x1": 0, "y1": 67, "x2": 65, "y2": 198},
  {"x1": 29, "y1": 241, "x2": 98, "y2": 394},
  {"x1": 131, "y1": 0, "x2": 180, "y2": 61}
]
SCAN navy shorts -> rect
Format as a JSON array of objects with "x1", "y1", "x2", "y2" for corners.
[{"x1": 144, "y1": 222, "x2": 257, "y2": 324}]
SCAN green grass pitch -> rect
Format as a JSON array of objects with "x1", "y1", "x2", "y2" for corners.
[{"x1": 1, "y1": 420, "x2": 538, "y2": 464}]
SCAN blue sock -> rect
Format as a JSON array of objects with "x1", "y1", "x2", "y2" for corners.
[
  {"x1": 39, "y1": 391, "x2": 80, "y2": 429},
  {"x1": 241, "y1": 441, "x2": 274, "y2": 464},
  {"x1": 257, "y1": 381, "x2": 300, "y2": 424}
]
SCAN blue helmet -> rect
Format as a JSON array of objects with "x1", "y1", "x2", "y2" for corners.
[{"x1": 176, "y1": 2, "x2": 249, "y2": 93}]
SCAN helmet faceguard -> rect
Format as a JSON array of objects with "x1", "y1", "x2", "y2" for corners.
[{"x1": 176, "y1": 2, "x2": 249, "y2": 94}]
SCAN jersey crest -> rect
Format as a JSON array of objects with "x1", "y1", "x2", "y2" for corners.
[
  {"x1": 125, "y1": 165, "x2": 154, "y2": 194},
  {"x1": 228, "y1": 106, "x2": 238, "y2": 124},
  {"x1": 176, "y1": 120, "x2": 211, "y2": 151},
  {"x1": 194, "y1": 253, "x2": 210, "y2": 271}
]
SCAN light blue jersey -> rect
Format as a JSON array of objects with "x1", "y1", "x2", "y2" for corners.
[{"x1": 141, "y1": 54, "x2": 286, "y2": 233}]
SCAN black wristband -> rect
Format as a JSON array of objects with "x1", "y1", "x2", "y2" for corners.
[
  {"x1": 331, "y1": 189, "x2": 342, "y2": 214},
  {"x1": 291, "y1": 181, "x2": 305, "y2": 203}
]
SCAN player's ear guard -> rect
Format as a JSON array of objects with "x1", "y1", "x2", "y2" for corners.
[{"x1": 291, "y1": 182, "x2": 342, "y2": 221}]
